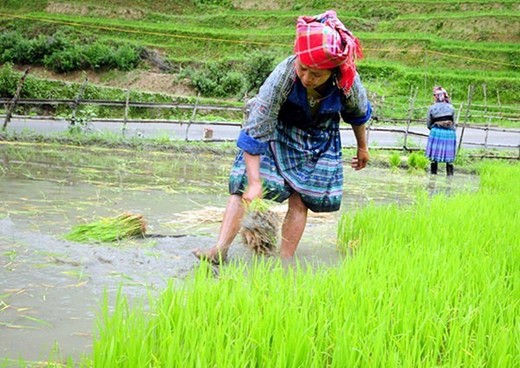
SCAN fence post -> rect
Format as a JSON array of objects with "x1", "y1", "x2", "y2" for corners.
[
  {"x1": 70, "y1": 76, "x2": 89, "y2": 129},
  {"x1": 2, "y1": 67, "x2": 31, "y2": 131},
  {"x1": 403, "y1": 86, "x2": 418, "y2": 151},
  {"x1": 482, "y1": 84, "x2": 490, "y2": 151},
  {"x1": 366, "y1": 98, "x2": 373, "y2": 145},
  {"x1": 123, "y1": 89, "x2": 130, "y2": 136},
  {"x1": 185, "y1": 93, "x2": 200, "y2": 141},
  {"x1": 366, "y1": 115, "x2": 372, "y2": 147},
  {"x1": 457, "y1": 84, "x2": 474, "y2": 155}
]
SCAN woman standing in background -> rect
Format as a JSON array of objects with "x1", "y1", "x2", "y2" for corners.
[{"x1": 426, "y1": 86, "x2": 456, "y2": 176}]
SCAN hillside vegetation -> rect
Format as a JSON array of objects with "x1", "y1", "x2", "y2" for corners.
[{"x1": 0, "y1": 0, "x2": 519, "y2": 124}]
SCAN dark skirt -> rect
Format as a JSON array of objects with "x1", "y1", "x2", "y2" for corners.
[
  {"x1": 426, "y1": 127, "x2": 457, "y2": 163},
  {"x1": 228, "y1": 123, "x2": 343, "y2": 213}
]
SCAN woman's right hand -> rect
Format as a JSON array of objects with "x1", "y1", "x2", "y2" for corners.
[
  {"x1": 243, "y1": 152, "x2": 263, "y2": 202},
  {"x1": 243, "y1": 180, "x2": 263, "y2": 202}
]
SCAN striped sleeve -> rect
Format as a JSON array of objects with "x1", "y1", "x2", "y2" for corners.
[
  {"x1": 340, "y1": 73, "x2": 372, "y2": 126},
  {"x1": 237, "y1": 56, "x2": 296, "y2": 155}
]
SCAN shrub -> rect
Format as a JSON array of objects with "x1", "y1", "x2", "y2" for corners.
[
  {"x1": 221, "y1": 71, "x2": 246, "y2": 96},
  {"x1": 0, "y1": 31, "x2": 33, "y2": 64},
  {"x1": 0, "y1": 28, "x2": 142, "y2": 74},
  {"x1": 0, "y1": 63, "x2": 19, "y2": 97},
  {"x1": 113, "y1": 44, "x2": 141, "y2": 71},
  {"x1": 43, "y1": 46, "x2": 85, "y2": 73},
  {"x1": 243, "y1": 51, "x2": 275, "y2": 96},
  {"x1": 29, "y1": 32, "x2": 71, "y2": 62},
  {"x1": 188, "y1": 62, "x2": 246, "y2": 98},
  {"x1": 0, "y1": 30, "x2": 75, "y2": 66},
  {"x1": 84, "y1": 42, "x2": 115, "y2": 70}
]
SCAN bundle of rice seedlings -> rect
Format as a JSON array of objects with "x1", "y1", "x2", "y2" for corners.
[
  {"x1": 65, "y1": 213, "x2": 146, "y2": 243},
  {"x1": 241, "y1": 198, "x2": 279, "y2": 256}
]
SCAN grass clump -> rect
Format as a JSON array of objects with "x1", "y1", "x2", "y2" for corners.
[
  {"x1": 65, "y1": 212, "x2": 146, "y2": 243},
  {"x1": 407, "y1": 151, "x2": 429, "y2": 172},
  {"x1": 389, "y1": 151, "x2": 402, "y2": 171}
]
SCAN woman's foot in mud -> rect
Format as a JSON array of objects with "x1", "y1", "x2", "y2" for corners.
[{"x1": 192, "y1": 248, "x2": 228, "y2": 265}]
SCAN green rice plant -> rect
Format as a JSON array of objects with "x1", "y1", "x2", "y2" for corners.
[
  {"x1": 335, "y1": 161, "x2": 519, "y2": 365},
  {"x1": 407, "y1": 151, "x2": 429, "y2": 173},
  {"x1": 388, "y1": 151, "x2": 401, "y2": 171},
  {"x1": 247, "y1": 196, "x2": 271, "y2": 212},
  {"x1": 64, "y1": 213, "x2": 146, "y2": 243},
  {"x1": 85, "y1": 162, "x2": 518, "y2": 367}
]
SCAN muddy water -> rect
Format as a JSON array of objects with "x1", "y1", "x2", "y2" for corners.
[{"x1": 0, "y1": 143, "x2": 479, "y2": 365}]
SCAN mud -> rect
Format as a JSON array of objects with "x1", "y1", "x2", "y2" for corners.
[{"x1": 0, "y1": 143, "x2": 479, "y2": 364}]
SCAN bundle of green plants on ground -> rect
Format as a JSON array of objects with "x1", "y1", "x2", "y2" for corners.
[
  {"x1": 407, "y1": 151, "x2": 429, "y2": 172},
  {"x1": 64, "y1": 213, "x2": 146, "y2": 243},
  {"x1": 240, "y1": 197, "x2": 279, "y2": 255},
  {"x1": 79, "y1": 161, "x2": 518, "y2": 366}
]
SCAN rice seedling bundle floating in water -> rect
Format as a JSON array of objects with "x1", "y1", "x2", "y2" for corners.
[
  {"x1": 65, "y1": 213, "x2": 147, "y2": 243},
  {"x1": 241, "y1": 198, "x2": 279, "y2": 256}
]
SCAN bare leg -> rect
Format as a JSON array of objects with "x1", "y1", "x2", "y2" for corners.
[
  {"x1": 193, "y1": 194, "x2": 244, "y2": 263},
  {"x1": 280, "y1": 192, "x2": 308, "y2": 259}
]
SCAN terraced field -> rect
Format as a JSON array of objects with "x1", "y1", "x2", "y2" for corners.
[{"x1": 1, "y1": 0, "x2": 519, "y2": 121}]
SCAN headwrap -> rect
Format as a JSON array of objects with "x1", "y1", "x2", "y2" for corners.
[
  {"x1": 294, "y1": 10, "x2": 363, "y2": 93},
  {"x1": 433, "y1": 86, "x2": 450, "y2": 103}
]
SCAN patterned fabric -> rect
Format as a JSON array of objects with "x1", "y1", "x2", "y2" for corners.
[
  {"x1": 230, "y1": 119, "x2": 344, "y2": 212},
  {"x1": 426, "y1": 101, "x2": 455, "y2": 131},
  {"x1": 230, "y1": 56, "x2": 371, "y2": 213},
  {"x1": 294, "y1": 10, "x2": 362, "y2": 93},
  {"x1": 239, "y1": 57, "x2": 297, "y2": 150},
  {"x1": 426, "y1": 127, "x2": 457, "y2": 163},
  {"x1": 426, "y1": 94, "x2": 456, "y2": 162}
]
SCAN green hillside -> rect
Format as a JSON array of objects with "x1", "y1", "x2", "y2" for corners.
[{"x1": 0, "y1": 0, "x2": 519, "y2": 124}]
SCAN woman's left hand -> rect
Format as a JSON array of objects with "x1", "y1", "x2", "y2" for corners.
[{"x1": 351, "y1": 147, "x2": 369, "y2": 170}]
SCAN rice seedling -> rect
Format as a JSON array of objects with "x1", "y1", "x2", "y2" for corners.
[
  {"x1": 64, "y1": 213, "x2": 146, "y2": 243},
  {"x1": 407, "y1": 151, "x2": 429, "y2": 173},
  {"x1": 241, "y1": 198, "x2": 280, "y2": 256},
  {"x1": 337, "y1": 160, "x2": 519, "y2": 365},
  {"x1": 85, "y1": 162, "x2": 518, "y2": 367},
  {"x1": 389, "y1": 151, "x2": 402, "y2": 172},
  {"x1": 61, "y1": 269, "x2": 87, "y2": 281},
  {"x1": 4, "y1": 249, "x2": 17, "y2": 264}
]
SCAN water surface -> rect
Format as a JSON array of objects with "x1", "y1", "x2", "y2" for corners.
[{"x1": 0, "y1": 143, "x2": 479, "y2": 364}]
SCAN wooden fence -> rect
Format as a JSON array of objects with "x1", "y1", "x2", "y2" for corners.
[
  {"x1": 1, "y1": 73, "x2": 519, "y2": 159},
  {"x1": 2, "y1": 97, "x2": 519, "y2": 158}
]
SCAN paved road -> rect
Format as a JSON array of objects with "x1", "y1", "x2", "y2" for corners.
[{"x1": 3, "y1": 117, "x2": 519, "y2": 151}]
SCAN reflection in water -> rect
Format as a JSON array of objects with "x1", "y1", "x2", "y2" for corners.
[{"x1": 426, "y1": 174, "x2": 466, "y2": 198}]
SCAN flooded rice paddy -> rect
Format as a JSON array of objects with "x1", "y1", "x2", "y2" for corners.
[{"x1": 0, "y1": 142, "x2": 479, "y2": 364}]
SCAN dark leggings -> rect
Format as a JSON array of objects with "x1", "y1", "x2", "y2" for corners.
[{"x1": 431, "y1": 161, "x2": 454, "y2": 176}]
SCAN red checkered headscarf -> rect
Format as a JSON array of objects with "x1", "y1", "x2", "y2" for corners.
[
  {"x1": 294, "y1": 10, "x2": 363, "y2": 93},
  {"x1": 433, "y1": 86, "x2": 450, "y2": 103}
]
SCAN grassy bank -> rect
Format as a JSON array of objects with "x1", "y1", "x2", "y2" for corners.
[
  {"x1": 61, "y1": 161, "x2": 518, "y2": 367},
  {"x1": 1, "y1": 0, "x2": 519, "y2": 120}
]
